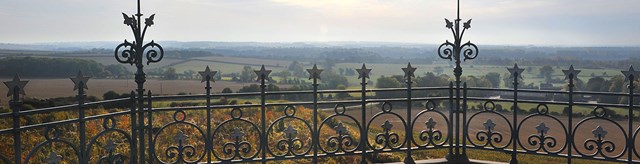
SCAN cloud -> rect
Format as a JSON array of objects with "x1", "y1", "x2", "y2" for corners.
[{"x1": 0, "y1": 0, "x2": 638, "y2": 46}]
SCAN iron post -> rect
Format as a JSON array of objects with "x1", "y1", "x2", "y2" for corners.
[
  {"x1": 563, "y1": 65, "x2": 580, "y2": 164},
  {"x1": 437, "y1": 0, "x2": 477, "y2": 162},
  {"x1": 507, "y1": 64, "x2": 524, "y2": 164},
  {"x1": 5, "y1": 74, "x2": 27, "y2": 164},
  {"x1": 356, "y1": 64, "x2": 371, "y2": 164},
  {"x1": 255, "y1": 65, "x2": 271, "y2": 164},
  {"x1": 307, "y1": 64, "x2": 322, "y2": 164},
  {"x1": 403, "y1": 63, "x2": 417, "y2": 164},
  {"x1": 71, "y1": 71, "x2": 90, "y2": 164},
  {"x1": 114, "y1": 0, "x2": 164, "y2": 163}
]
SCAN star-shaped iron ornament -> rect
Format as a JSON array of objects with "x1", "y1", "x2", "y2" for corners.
[
  {"x1": 284, "y1": 125, "x2": 298, "y2": 140},
  {"x1": 231, "y1": 127, "x2": 245, "y2": 141},
  {"x1": 356, "y1": 64, "x2": 372, "y2": 79},
  {"x1": 70, "y1": 71, "x2": 90, "y2": 91},
  {"x1": 381, "y1": 120, "x2": 393, "y2": 132},
  {"x1": 199, "y1": 66, "x2": 218, "y2": 83},
  {"x1": 104, "y1": 139, "x2": 117, "y2": 152},
  {"x1": 507, "y1": 64, "x2": 525, "y2": 80},
  {"x1": 4, "y1": 74, "x2": 28, "y2": 97},
  {"x1": 483, "y1": 119, "x2": 496, "y2": 131},
  {"x1": 306, "y1": 64, "x2": 323, "y2": 80},
  {"x1": 254, "y1": 65, "x2": 272, "y2": 81},
  {"x1": 622, "y1": 66, "x2": 640, "y2": 81},
  {"x1": 46, "y1": 152, "x2": 62, "y2": 164},
  {"x1": 402, "y1": 63, "x2": 417, "y2": 79},
  {"x1": 425, "y1": 118, "x2": 437, "y2": 129},
  {"x1": 562, "y1": 65, "x2": 581, "y2": 80},
  {"x1": 174, "y1": 131, "x2": 188, "y2": 143},
  {"x1": 335, "y1": 122, "x2": 347, "y2": 135},
  {"x1": 535, "y1": 123, "x2": 550, "y2": 135},
  {"x1": 592, "y1": 126, "x2": 608, "y2": 138}
]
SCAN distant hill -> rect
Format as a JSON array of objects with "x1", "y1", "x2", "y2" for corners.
[{"x1": 0, "y1": 41, "x2": 638, "y2": 62}]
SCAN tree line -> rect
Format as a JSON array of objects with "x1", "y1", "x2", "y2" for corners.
[{"x1": 0, "y1": 57, "x2": 131, "y2": 78}]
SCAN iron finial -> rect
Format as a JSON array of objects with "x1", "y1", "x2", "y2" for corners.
[
  {"x1": 70, "y1": 71, "x2": 90, "y2": 91},
  {"x1": 4, "y1": 74, "x2": 28, "y2": 97},
  {"x1": 562, "y1": 65, "x2": 581, "y2": 80},
  {"x1": 306, "y1": 64, "x2": 323, "y2": 80},
  {"x1": 622, "y1": 65, "x2": 639, "y2": 81},
  {"x1": 402, "y1": 62, "x2": 417, "y2": 79},
  {"x1": 356, "y1": 64, "x2": 372, "y2": 79},
  {"x1": 254, "y1": 65, "x2": 272, "y2": 81},
  {"x1": 507, "y1": 64, "x2": 525, "y2": 80},
  {"x1": 199, "y1": 66, "x2": 217, "y2": 83}
]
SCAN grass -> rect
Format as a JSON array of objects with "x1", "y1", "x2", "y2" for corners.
[
  {"x1": 170, "y1": 60, "x2": 287, "y2": 75},
  {"x1": 333, "y1": 63, "x2": 625, "y2": 88}
]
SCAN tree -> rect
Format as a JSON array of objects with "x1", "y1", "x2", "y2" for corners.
[
  {"x1": 320, "y1": 70, "x2": 349, "y2": 89},
  {"x1": 214, "y1": 70, "x2": 222, "y2": 81},
  {"x1": 238, "y1": 84, "x2": 261, "y2": 93},
  {"x1": 222, "y1": 87, "x2": 233, "y2": 93},
  {"x1": 288, "y1": 61, "x2": 305, "y2": 77},
  {"x1": 375, "y1": 76, "x2": 403, "y2": 98},
  {"x1": 323, "y1": 58, "x2": 336, "y2": 71},
  {"x1": 376, "y1": 76, "x2": 402, "y2": 88},
  {"x1": 484, "y1": 72, "x2": 501, "y2": 88},
  {"x1": 278, "y1": 70, "x2": 291, "y2": 84},
  {"x1": 539, "y1": 65, "x2": 554, "y2": 83},
  {"x1": 103, "y1": 91, "x2": 120, "y2": 100},
  {"x1": 335, "y1": 84, "x2": 351, "y2": 99},
  {"x1": 240, "y1": 66, "x2": 257, "y2": 82},
  {"x1": 585, "y1": 77, "x2": 609, "y2": 92},
  {"x1": 163, "y1": 67, "x2": 179, "y2": 80},
  {"x1": 183, "y1": 70, "x2": 196, "y2": 80},
  {"x1": 105, "y1": 64, "x2": 130, "y2": 78}
]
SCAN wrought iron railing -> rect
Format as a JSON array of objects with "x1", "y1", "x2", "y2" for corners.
[
  {"x1": 2, "y1": 0, "x2": 639, "y2": 164},
  {"x1": 0, "y1": 64, "x2": 639, "y2": 164}
]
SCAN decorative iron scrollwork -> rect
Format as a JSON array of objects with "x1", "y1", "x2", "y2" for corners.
[
  {"x1": 153, "y1": 110, "x2": 206, "y2": 163},
  {"x1": 367, "y1": 102, "x2": 406, "y2": 151},
  {"x1": 319, "y1": 104, "x2": 361, "y2": 154},
  {"x1": 212, "y1": 108, "x2": 261, "y2": 161},
  {"x1": 266, "y1": 106, "x2": 312, "y2": 157}
]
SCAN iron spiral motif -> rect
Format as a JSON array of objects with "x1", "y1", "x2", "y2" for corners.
[
  {"x1": 573, "y1": 106, "x2": 627, "y2": 159},
  {"x1": 97, "y1": 139, "x2": 126, "y2": 164},
  {"x1": 438, "y1": 17, "x2": 478, "y2": 61},
  {"x1": 318, "y1": 104, "x2": 361, "y2": 154},
  {"x1": 419, "y1": 118, "x2": 443, "y2": 146},
  {"x1": 221, "y1": 127, "x2": 252, "y2": 160},
  {"x1": 517, "y1": 104, "x2": 567, "y2": 154},
  {"x1": 412, "y1": 101, "x2": 449, "y2": 148},
  {"x1": 24, "y1": 126, "x2": 80, "y2": 163},
  {"x1": 164, "y1": 131, "x2": 197, "y2": 163},
  {"x1": 476, "y1": 119, "x2": 503, "y2": 147},
  {"x1": 467, "y1": 101, "x2": 512, "y2": 149},
  {"x1": 152, "y1": 110, "x2": 206, "y2": 163},
  {"x1": 86, "y1": 116, "x2": 131, "y2": 163},
  {"x1": 266, "y1": 105, "x2": 312, "y2": 157},
  {"x1": 212, "y1": 108, "x2": 261, "y2": 161},
  {"x1": 115, "y1": 4, "x2": 163, "y2": 66},
  {"x1": 367, "y1": 102, "x2": 406, "y2": 151}
]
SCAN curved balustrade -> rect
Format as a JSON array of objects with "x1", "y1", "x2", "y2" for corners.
[{"x1": 1, "y1": 65, "x2": 638, "y2": 164}]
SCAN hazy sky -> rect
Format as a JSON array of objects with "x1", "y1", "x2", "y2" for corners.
[{"x1": 0, "y1": 0, "x2": 639, "y2": 46}]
